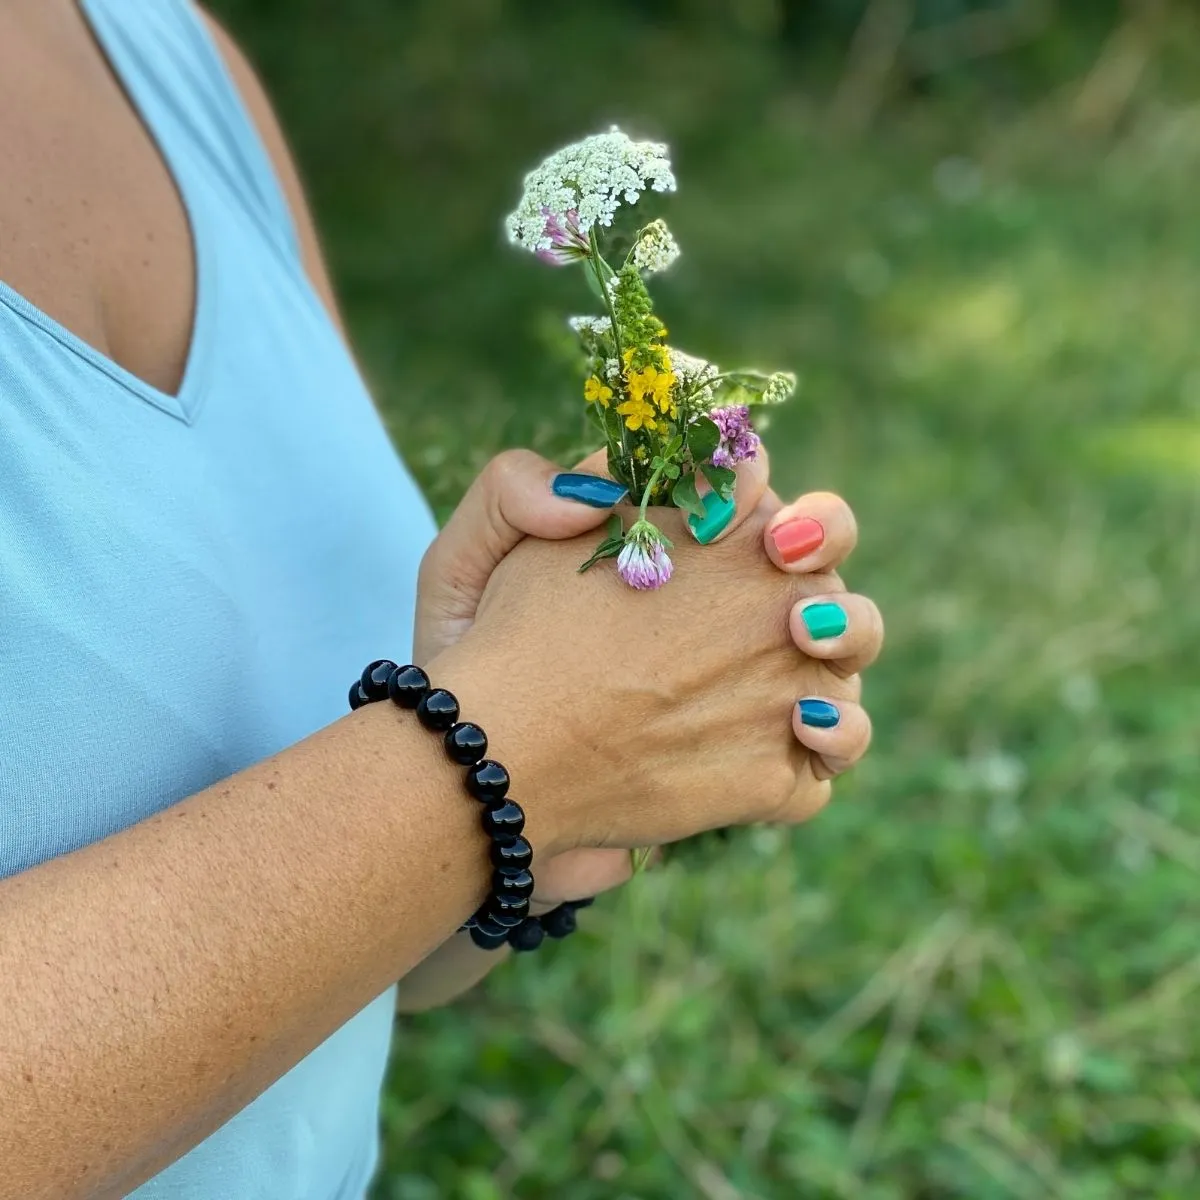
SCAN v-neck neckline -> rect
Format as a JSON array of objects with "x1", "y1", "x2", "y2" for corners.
[{"x1": 0, "y1": 0, "x2": 216, "y2": 425}]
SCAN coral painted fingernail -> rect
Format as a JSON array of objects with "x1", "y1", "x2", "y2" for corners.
[
  {"x1": 771, "y1": 516, "x2": 824, "y2": 564},
  {"x1": 551, "y1": 473, "x2": 629, "y2": 508},
  {"x1": 801, "y1": 602, "x2": 847, "y2": 641},
  {"x1": 797, "y1": 698, "x2": 840, "y2": 728},
  {"x1": 688, "y1": 491, "x2": 736, "y2": 544}
]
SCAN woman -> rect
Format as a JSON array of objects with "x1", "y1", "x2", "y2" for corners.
[{"x1": 0, "y1": 2, "x2": 883, "y2": 1198}]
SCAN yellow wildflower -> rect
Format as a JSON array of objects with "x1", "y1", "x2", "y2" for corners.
[
  {"x1": 626, "y1": 364, "x2": 677, "y2": 414},
  {"x1": 616, "y1": 395, "x2": 656, "y2": 431},
  {"x1": 583, "y1": 375, "x2": 613, "y2": 407},
  {"x1": 634, "y1": 445, "x2": 649, "y2": 462}
]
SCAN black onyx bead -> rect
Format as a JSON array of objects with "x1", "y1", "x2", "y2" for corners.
[
  {"x1": 482, "y1": 799, "x2": 525, "y2": 843},
  {"x1": 488, "y1": 891, "x2": 530, "y2": 919},
  {"x1": 444, "y1": 722, "x2": 488, "y2": 766},
  {"x1": 540, "y1": 904, "x2": 578, "y2": 939},
  {"x1": 508, "y1": 919, "x2": 546, "y2": 953},
  {"x1": 469, "y1": 924, "x2": 509, "y2": 951},
  {"x1": 416, "y1": 688, "x2": 459, "y2": 732},
  {"x1": 490, "y1": 836, "x2": 533, "y2": 876},
  {"x1": 471, "y1": 909, "x2": 509, "y2": 939},
  {"x1": 388, "y1": 664, "x2": 430, "y2": 709},
  {"x1": 466, "y1": 760, "x2": 510, "y2": 804},
  {"x1": 493, "y1": 868, "x2": 534, "y2": 901},
  {"x1": 348, "y1": 681, "x2": 371, "y2": 711},
  {"x1": 360, "y1": 659, "x2": 398, "y2": 702},
  {"x1": 485, "y1": 899, "x2": 528, "y2": 929}
]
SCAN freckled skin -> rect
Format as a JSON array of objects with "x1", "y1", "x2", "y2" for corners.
[{"x1": 0, "y1": 4, "x2": 880, "y2": 1199}]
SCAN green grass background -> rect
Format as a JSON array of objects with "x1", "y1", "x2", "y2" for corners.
[{"x1": 210, "y1": 2, "x2": 1200, "y2": 1195}]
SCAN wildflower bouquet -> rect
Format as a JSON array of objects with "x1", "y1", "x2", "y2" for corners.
[{"x1": 506, "y1": 127, "x2": 796, "y2": 589}]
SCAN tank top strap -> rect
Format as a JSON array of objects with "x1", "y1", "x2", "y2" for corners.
[{"x1": 79, "y1": 0, "x2": 300, "y2": 266}]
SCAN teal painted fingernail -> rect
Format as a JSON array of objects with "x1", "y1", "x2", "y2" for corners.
[
  {"x1": 797, "y1": 698, "x2": 840, "y2": 728},
  {"x1": 688, "y1": 491, "x2": 736, "y2": 544},
  {"x1": 802, "y1": 602, "x2": 848, "y2": 641}
]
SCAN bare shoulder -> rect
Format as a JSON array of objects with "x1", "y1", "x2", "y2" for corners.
[{"x1": 195, "y1": 5, "x2": 346, "y2": 336}]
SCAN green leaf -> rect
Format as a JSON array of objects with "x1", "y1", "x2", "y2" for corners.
[
  {"x1": 671, "y1": 471, "x2": 706, "y2": 520},
  {"x1": 578, "y1": 514, "x2": 626, "y2": 573},
  {"x1": 687, "y1": 415, "x2": 720, "y2": 463},
  {"x1": 582, "y1": 254, "x2": 616, "y2": 303},
  {"x1": 664, "y1": 463, "x2": 680, "y2": 480},
  {"x1": 664, "y1": 434, "x2": 684, "y2": 457},
  {"x1": 602, "y1": 405, "x2": 625, "y2": 445},
  {"x1": 577, "y1": 536, "x2": 624, "y2": 573},
  {"x1": 583, "y1": 265, "x2": 606, "y2": 303},
  {"x1": 585, "y1": 402, "x2": 607, "y2": 432},
  {"x1": 700, "y1": 464, "x2": 737, "y2": 501},
  {"x1": 711, "y1": 369, "x2": 794, "y2": 407}
]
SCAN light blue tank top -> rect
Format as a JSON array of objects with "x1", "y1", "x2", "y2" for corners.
[{"x1": 0, "y1": 2, "x2": 436, "y2": 1196}]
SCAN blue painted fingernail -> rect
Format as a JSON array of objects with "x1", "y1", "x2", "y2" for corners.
[
  {"x1": 797, "y1": 698, "x2": 840, "y2": 728},
  {"x1": 688, "y1": 490, "x2": 736, "y2": 544},
  {"x1": 551, "y1": 473, "x2": 629, "y2": 508}
]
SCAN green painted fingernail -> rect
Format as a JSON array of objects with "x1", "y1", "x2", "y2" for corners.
[
  {"x1": 688, "y1": 491, "x2": 736, "y2": 544},
  {"x1": 802, "y1": 602, "x2": 848, "y2": 641}
]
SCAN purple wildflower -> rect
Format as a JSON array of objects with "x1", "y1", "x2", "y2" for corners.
[
  {"x1": 535, "y1": 207, "x2": 590, "y2": 266},
  {"x1": 710, "y1": 405, "x2": 760, "y2": 466},
  {"x1": 617, "y1": 525, "x2": 674, "y2": 590}
]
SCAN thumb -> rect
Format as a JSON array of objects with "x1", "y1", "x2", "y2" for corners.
[{"x1": 415, "y1": 449, "x2": 626, "y2": 661}]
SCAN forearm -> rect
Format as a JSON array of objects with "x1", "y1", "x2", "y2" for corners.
[
  {"x1": 0, "y1": 701, "x2": 507, "y2": 1200},
  {"x1": 394, "y1": 929, "x2": 510, "y2": 1013}
]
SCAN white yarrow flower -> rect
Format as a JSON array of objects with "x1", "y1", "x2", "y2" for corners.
[
  {"x1": 506, "y1": 127, "x2": 676, "y2": 257},
  {"x1": 567, "y1": 315, "x2": 613, "y2": 338},
  {"x1": 631, "y1": 219, "x2": 680, "y2": 275},
  {"x1": 668, "y1": 347, "x2": 720, "y2": 408}
]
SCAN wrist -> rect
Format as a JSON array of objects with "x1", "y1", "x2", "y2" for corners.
[{"x1": 424, "y1": 643, "x2": 576, "y2": 860}]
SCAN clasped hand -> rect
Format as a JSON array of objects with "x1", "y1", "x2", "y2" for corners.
[{"x1": 414, "y1": 446, "x2": 882, "y2": 909}]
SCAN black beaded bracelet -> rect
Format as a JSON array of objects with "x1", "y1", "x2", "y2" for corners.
[{"x1": 350, "y1": 659, "x2": 590, "y2": 953}]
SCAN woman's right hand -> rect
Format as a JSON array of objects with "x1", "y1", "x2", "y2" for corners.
[{"x1": 425, "y1": 459, "x2": 870, "y2": 858}]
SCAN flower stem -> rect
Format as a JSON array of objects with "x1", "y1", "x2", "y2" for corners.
[
  {"x1": 589, "y1": 228, "x2": 623, "y2": 362},
  {"x1": 638, "y1": 460, "x2": 668, "y2": 521},
  {"x1": 588, "y1": 227, "x2": 637, "y2": 492}
]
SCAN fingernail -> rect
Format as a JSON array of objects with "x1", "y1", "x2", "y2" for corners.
[
  {"x1": 688, "y1": 490, "x2": 736, "y2": 544},
  {"x1": 801, "y1": 601, "x2": 847, "y2": 641},
  {"x1": 797, "y1": 698, "x2": 840, "y2": 728},
  {"x1": 771, "y1": 516, "x2": 824, "y2": 564},
  {"x1": 550, "y1": 473, "x2": 629, "y2": 508}
]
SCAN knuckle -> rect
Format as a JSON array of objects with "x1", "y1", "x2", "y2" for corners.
[
  {"x1": 754, "y1": 760, "x2": 801, "y2": 824},
  {"x1": 484, "y1": 447, "x2": 545, "y2": 494},
  {"x1": 417, "y1": 539, "x2": 444, "y2": 590},
  {"x1": 788, "y1": 569, "x2": 844, "y2": 606},
  {"x1": 790, "y1": 778, "x2": 833, "y2": 822},
  {"x1": 483, "y1": 449, "x2": 524, "y2": 488}
]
